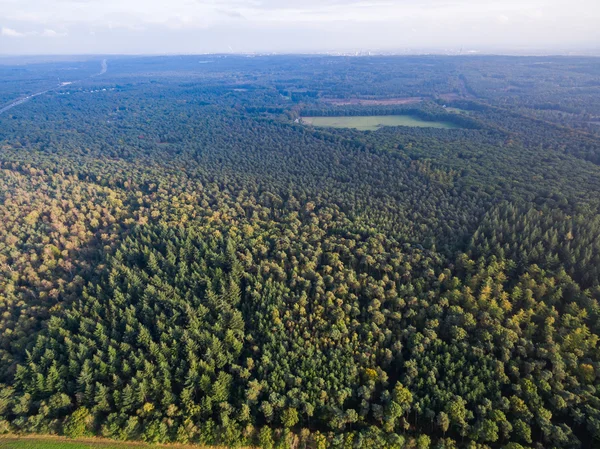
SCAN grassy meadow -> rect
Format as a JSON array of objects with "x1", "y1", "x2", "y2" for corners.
[
  {"x1": 301, "y1": 115, "x2": 458, "y2": 130},
  {"x1": 0, "y1": 436, "x2": 234, "y2": 449}
]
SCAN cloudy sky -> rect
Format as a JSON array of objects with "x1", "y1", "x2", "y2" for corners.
[{"x1": 1, "y1": 0, "x2": 599, "y2": 55}]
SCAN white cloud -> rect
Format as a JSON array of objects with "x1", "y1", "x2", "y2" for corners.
[
  {"x1": 0, "y1": 0, "x2": 598, "y2": 53},
  {"x1": 1, "y1": 26, "x2": 25, "y2": 37},
  {"x1": 0, "y1": 25, "x2": 67, "y2": 37},
  {"x1": 40, "y1": 28, "x2": 67, "y2": 37},
  {"x1": 1, "y1": 0, "x2": 592, "y2": 27}
]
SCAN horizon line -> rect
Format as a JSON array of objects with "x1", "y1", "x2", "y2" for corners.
[{"x1": 2, "y1": 49, "x2": 600, "y2": 58}]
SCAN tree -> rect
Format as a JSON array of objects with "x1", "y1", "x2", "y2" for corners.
[
  {"x1": 63, "y1": 407, "x2": 90, "y2": 438},
  {"x1": 392, "y1": 382, "x2": 413, "y2": 417},
  {"x1": 446, "y1": 397, "x2": 468, "y2": 435},
  {"x1": 437, "y1": 412, "x2": 450, "y2": 436},
  {"x1": 282, "y1": 407, "x2": 299, "y2": 428},
  {"x1": 417, "y1": 434, "x2": 431, "y2": 449},
  {"x1": 259, "y1": 426, "x2": 274, "y2": 449},
  {"x1": 513, "y1": 420, "x2": 532, "y2": 444}
]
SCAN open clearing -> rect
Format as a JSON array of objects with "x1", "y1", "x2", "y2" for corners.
[
  {"x1": 0, "y1": 436, "x2": 231, "y2": 449},
  {"x1": 320, "y1": 97, "x2": 422, "y2": 106},
  {"x1": 0, "y1": 437, "x2": 145, "y2": 449},
  {"x1": 301, "y1": 115, "x2": 458, "y2": 131},
  {"x1": 445, "y1": 107, "x2": 469, "y2": 114}
]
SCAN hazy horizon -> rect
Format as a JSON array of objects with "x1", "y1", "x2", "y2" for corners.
[{"x1": 1, "y1": 0, "x2": 599, "y2": 55}]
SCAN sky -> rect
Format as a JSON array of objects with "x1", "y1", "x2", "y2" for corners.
[{"x1": 0, "y1": 0, "x2": 599, "y2": 55}]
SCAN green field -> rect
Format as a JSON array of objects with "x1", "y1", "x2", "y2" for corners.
[
  {"x1": 0, "y1": 439, "x2": 121, "y2": 449},
  {"x1": 444, "y1": 107, "x2": 468, "y2": 114},
  {"x1": 0, "y1": 437, "x2": 177, "y2": 449},
  {"x1": 0, "y1": 436, "x2": 238, "y2": 449},
  {"x1": 301, "y1": 115, "x2": 457, "y2": 130}
]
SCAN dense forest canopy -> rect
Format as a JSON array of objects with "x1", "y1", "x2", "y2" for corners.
[{"x1": 1, "y1": 54, "x2": 600, "y2": 449}]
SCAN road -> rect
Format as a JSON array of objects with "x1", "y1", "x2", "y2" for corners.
[
  {"x1": 0, "y1": 59, "x2": 108, "y2": 116},
  {"x1": 94, "y1": 59, "x2": 108, "y2": 77}
]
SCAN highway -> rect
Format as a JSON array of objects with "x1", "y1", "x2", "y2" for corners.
[{"x1": 0, "y1": 58, "x2": 107, "y2": 116}]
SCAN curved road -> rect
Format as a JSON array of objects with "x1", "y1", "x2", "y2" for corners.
[{"x1": 0, "y1": 58, "x2": 107, "y2": 116}]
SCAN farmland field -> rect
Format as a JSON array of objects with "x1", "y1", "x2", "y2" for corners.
[{"x1": 300, "y1": 115, "x2": 458, "y2": 130}]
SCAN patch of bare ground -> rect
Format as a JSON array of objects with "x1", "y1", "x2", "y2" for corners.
[
  {"x1": 437, "y1": 93, "x2": 463, "y2": 102},
  {"x1": 320, "y1": 97, "x2": 423, "y2": 106}
]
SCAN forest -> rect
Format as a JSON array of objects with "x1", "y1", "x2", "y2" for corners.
[{"x1": 1, "y1": 54, "x2": 600, "y2": 449}]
